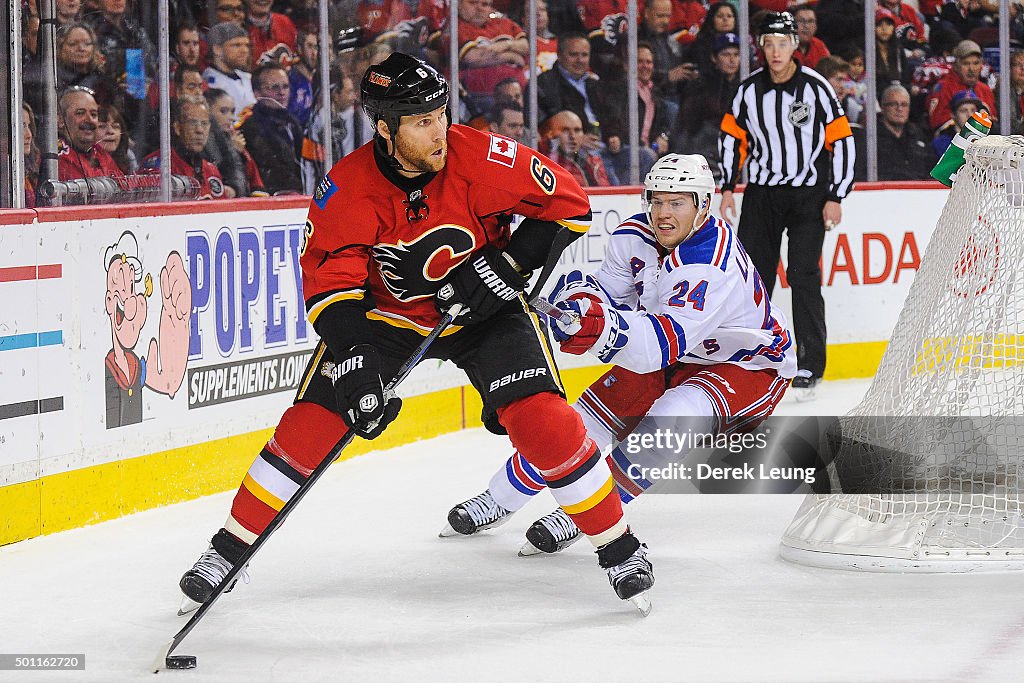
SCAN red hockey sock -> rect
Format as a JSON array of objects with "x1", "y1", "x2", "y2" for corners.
[
  {"x1": 498, "y1": 393, "x2": 626, "y2": 544},
  {"x1": 224, "y1": 402, "x2": 348, "y2": 544}
]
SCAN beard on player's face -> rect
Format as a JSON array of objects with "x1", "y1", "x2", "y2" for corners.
[{"x1": 390, "y1": 108, "x2": 449, "y2": 174}]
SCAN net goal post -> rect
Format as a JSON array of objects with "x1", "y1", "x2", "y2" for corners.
[{"x1": 779, "y1": 135, "x2": 1024, "y2": 573}]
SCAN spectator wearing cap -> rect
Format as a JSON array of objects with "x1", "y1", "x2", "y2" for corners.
[
  {"x1": 926, "y1": 40, "x2": 996, "y2": 132},
  {"x1": 204, "y1": 22, "x2": 256, "y2": 117},
  {"x1": 933, "y1": 90, "x2": 989, "y2": 155},
  {"x1": 877, "y1": 0, "x2": 928, "y2": 51},
  {"x1": 671, "y1": 31, "x2": 741, "y2": 179},
  {"x1": 245, "y1": 0, "x2": 298, "y2": 67},
  {"x1": 143, "y1": 97, "x2": 226, "y2": 200},
  {"x1": 793, "y1": 5, "x2": 830, "y2": 69},
  {"x1": 854, "y1": 84, "x2": 936, "y2": 180},
  {"x1": 874, "y1": 8, "x2": 913, "y2": 92},
  {"x1": 239, "y1": 64, "x2": 304, "y2": 194}
]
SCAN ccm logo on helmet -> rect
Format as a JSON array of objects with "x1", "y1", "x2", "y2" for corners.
[
  {"x1": 425, "y1": 90, "x2": 444, "y2": 101},
  {"x1": 489, "y1": 368, "x2": 547, "y2": 392}
]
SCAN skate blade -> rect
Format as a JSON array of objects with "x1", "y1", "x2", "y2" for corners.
[
  {"x1": 517, "y1": 539, "x2": 545, "y2": 557},
  {"x1": 792, "y1": 388, "x2": 818, "y2": 403},
  {"x1": 177, "y1": 594, "x2": 202, "y2": 616},
  {"x1": 629, "y1": 590, "x2": 653, "y2": 617},
  {"x1": 438, "y1": 523, "x2": 461, "y2": 538}
]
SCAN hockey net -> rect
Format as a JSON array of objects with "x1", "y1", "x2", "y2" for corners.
[{"x1": 780, "y1": 135, "x2": 1024, "y2": 572}]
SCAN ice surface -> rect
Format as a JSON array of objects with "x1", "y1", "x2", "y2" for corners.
[{"x1": 3, "y1": 378, "x2": 1024, "y2": 682}]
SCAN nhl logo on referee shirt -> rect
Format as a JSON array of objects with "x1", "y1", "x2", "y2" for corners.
[{"x1": 788, "y1": 101, "x2": 811, "y2": 127}]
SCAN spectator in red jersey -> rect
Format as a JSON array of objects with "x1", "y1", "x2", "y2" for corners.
[
  {"x1": 926, "y1": 40, "x2": 997, "y2": 132},
  {"x1": 874, "y1": 9, "x2": 913, "y2": 93},
  {"x1": 98, "y1": 104, "x2": 138, "y2": 174},
  {"x1": 547, "y1": 110, "x2": 614, "y2": 186},
  {"x1": 244, "y1": 0, "x2": 298, "y2": 67},
  {"x1": 878, "y1": 0, "x2": 928, "y2": 51},
  {"x1": 143, "y1": 97, "x2": 226, "y2": 200},
  {"x1": 793, "y1": 5, "x2": 830, "y2": 69},
  {"x1": 533, "y1": 0, "x2": 560, "y2": 72},
  {"x1": 56, "y1": 86, "x2": 126, "y2": 181},
  {"x1": 439, "y1": 0, "x2": 529, "y2": 109},
  {"x1": 577, "y1": 0, "x2": 628, "y2": 32}
]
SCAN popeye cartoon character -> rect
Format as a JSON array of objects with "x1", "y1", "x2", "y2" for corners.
[{"x1": 103, "y1": 231, "x2": 192, "y2": 428}]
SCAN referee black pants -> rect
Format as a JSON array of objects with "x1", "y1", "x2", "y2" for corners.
[{"x1": 736, "y1": 183, "x2": 827, "y2": 378}]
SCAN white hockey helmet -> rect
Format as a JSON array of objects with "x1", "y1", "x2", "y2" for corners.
[{"x1": 642, "y1": 154, "x2": 716, "y2": 232}]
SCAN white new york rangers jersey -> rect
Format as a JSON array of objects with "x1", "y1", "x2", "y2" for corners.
[{"x1": 591, "y1": 212, "x2": 796, "y2": 378}]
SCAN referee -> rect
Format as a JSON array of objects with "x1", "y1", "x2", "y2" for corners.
[{"x1": 718, "y1": 11, "x2": 854, "y2": 399}]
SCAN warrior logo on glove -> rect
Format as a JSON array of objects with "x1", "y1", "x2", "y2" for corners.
[{"x1": 373, "y1": 225, "x2": 477, "y2": 301}]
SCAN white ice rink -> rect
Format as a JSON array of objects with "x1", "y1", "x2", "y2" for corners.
[{"x1": 3, "y1": 378, "x2": 1024, "y2": 682}]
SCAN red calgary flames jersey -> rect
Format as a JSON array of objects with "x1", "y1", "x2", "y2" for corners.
[{"x1": 300, "y1": 124, "x2": 592, "y2": 335}]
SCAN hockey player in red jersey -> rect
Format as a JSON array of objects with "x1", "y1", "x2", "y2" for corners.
[{"x1": 178, "y1": 53, "x2": 653, "y2": 613}]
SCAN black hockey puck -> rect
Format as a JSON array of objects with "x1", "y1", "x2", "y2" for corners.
[{"x1": 165, "y1": 655, "x2": 197, "y2": 669}]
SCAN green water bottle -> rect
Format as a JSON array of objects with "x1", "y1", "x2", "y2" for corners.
[{"x1": 930, "y1": 110, "x2": 992, "y2": 187}]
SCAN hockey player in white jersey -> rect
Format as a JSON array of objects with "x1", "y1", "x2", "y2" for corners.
[{"x1": 441, "y1": 154, "x2": 797, "y2": 555}]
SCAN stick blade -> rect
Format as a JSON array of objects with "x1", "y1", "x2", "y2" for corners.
[{"x1": 152, "y1": 639, "x2": 173, "y2": 673}]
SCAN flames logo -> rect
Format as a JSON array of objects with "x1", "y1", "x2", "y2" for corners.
[{"x1": 372, "y1": 225, "x2": 477, "y2": 301}]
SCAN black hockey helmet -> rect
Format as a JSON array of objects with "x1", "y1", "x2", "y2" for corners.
[
  {"x1": 757, "y1": 11, "x2": 798, "y2": 43},
  {"x1": 361, "y1": 53, "x2": 449, "y2": 137}
]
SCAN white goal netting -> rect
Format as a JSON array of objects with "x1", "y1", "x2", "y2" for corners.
[{"x1": 780, "y1": 135, "x2": 1024, "y2": 572}]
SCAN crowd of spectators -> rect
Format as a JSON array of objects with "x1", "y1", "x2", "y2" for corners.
[{"x1": 16, "y1": 0, "x2": 1024, "y2": 205}]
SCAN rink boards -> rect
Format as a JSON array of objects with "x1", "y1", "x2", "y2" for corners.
[{"x1": 0, "y1": 183, "x2": 947, "y2": 545}]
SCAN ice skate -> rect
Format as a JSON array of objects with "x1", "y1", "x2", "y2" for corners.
[
  {"x1": 790, "y1": 370, "x2": 820, "y2": 402},
  {"x1": 519, "y1": 508, "x2": 582, "y2": 556},
  {"x1": 439, "y1": 490, "x2": 514, "y2": 537},
  {"x1": 178, "y1": 530, "x2": 249, "y2": 614},
  {"x1": 598, "y1": 531, "x2": 654, "y2": 616}
]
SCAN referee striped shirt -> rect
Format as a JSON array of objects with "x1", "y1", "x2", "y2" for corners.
[{"x1": 718, "y1": 65, "x2": 855, "y2": 201}]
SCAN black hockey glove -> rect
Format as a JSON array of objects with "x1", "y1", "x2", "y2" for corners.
[
  {"x1": 332, "y1": 345, "x2": 402, "y2": 439},
  {"x1": 435, "y1": 246, "x2": 530, "y2": 325}
]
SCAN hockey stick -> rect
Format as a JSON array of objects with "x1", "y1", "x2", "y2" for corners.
[{"x1": 153, "y1": 303, "x2": 464, "y2": 673}]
